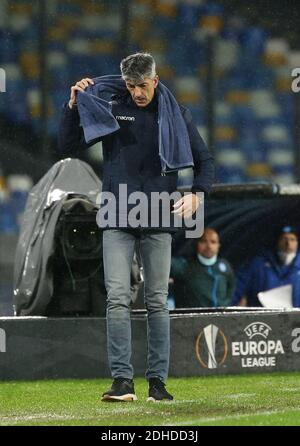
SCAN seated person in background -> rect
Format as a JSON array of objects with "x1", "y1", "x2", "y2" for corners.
[
  {"x1": 231, "y1": 226, "x2": 300, "y2": 307},
  {"x1": 170, "y1": 227, "x2": 235, "y2": 308}
]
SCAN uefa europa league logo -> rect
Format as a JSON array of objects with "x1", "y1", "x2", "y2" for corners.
[
  {"x1": 0, "y1": 68, "x2": 6, "y2": 93},
  {"x1": 203, "y1": 324, "x2": 219, "y2": 369},
  {"x1": 195, "y1": 323, "x2": 228, "y2": 369},
  {"x1": 0, "y1": 328, "x2": 6, "y2": 352}
]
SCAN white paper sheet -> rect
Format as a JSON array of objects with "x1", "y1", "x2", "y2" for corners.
[{"x1": 258, "y1": 284, "x2": 293, "y2": 308}]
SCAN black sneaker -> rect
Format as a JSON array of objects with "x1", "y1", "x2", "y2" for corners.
[
  {"x1": 147, "y1": 377, "x2": 173, "y2": 402},
  {"x1": 101, "y1": 378, "x2": 137, "y2": 402}
]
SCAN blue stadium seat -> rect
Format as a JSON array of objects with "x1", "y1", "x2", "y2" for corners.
[
  {"x1": 0, "y1": 32, "x2": 19, "y2": 63},
  {"x1": 239, "y1": 26, "x2": 267, "y2": 57},
  {"x1": 0, "y1": 195, "x2": 18, "y2": 234},
  {"x1": 177, "y1": 2, "x2": 202, "y2": 29}
]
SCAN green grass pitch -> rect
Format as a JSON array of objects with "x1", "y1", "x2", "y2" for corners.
[{"x1": 1, "y1": 372, "x2": 300, "y2": 426}]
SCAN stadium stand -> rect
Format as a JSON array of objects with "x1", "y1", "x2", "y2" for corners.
[
  {"x1": 0, "y1": 0, "x2": 298, "y2": 236},
  {"x1": 0, "y1": 0, "x2": 298, "y2": 185}
]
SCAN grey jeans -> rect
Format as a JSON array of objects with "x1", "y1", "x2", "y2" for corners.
[{"x1": 103, "y1": 229, "x2": 172, "y2": 382}]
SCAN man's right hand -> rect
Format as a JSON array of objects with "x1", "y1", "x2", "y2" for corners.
[{"x1": 69, "y1": 77, "x2": 94, "y2": 109}]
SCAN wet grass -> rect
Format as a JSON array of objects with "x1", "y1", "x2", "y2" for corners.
[{"x1": 1, "y1": 372, "x2": 300, "y2": 426}]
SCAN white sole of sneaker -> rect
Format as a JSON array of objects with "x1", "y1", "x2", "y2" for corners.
[
  {"x1": 101, "y1": 394, "x2": 138, "y2": 402},
  {"x1": 146, "y1": 397, "x2": 173, "y2": 402}
]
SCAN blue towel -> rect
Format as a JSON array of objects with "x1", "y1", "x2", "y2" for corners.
[{"x1": 76, "y1": 75, "x2": 194, "y2": 172}]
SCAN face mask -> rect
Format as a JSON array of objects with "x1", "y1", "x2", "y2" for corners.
[
  {"x1": 197, "y1": 253, "x2": 217, "y2": 266},
  {"x1": 277, "y1": 251, "x2": 296, "y2": 265}
]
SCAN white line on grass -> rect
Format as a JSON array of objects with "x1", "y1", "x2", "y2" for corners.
[
  {"x1": 2, "y1": 406, "x2": 300, "y2": 426},
  {"x1": 0, "y1": 407, "x2": 142, "y2": 424},
  {"x1": 225, "y1": 393, "x2": 257, "y2": 399},
  {"x1": 279, "y1": 388, "x2": 300, "y2": 393},
  {"x1": 164, "y1": 406, "x2": 300, "y2": 426}
]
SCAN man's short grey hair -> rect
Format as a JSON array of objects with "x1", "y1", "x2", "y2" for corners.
[{"x1": 120, "y1": 52, "x2": 156, "y2": 83}]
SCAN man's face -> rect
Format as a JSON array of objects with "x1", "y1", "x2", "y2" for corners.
[
  {"x1": 125, "y1": 76, "x2": 159, "y2": 107},
  {"x1": 277, "y1": 233, "x2": 298, "y2": 254},
  {"x1": 196, "y1": 229, "x2": 220, "y2": 259}
]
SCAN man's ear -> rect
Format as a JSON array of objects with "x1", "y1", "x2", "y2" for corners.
[{"x1": 154, "y1": 75, "x2": 159, "y2": 88}]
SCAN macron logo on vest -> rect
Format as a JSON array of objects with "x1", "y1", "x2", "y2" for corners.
[{"x1": 116, "y1": 115, "x2": 135, "y2": 122}]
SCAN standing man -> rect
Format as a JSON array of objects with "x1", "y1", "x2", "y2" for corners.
[
  {"x1": 58, "y1": 53, "x2": 214, "y2": 401},
  {"x1": 171, "y1": 228, "x2": 235, "y2": 308}
]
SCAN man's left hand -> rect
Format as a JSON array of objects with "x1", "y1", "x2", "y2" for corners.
[{"x1": 172, "y1": 193, "x2": 201, "y2": 218}]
